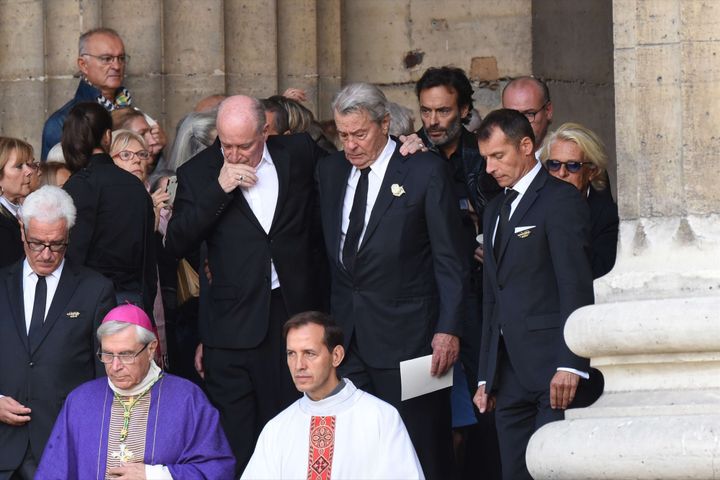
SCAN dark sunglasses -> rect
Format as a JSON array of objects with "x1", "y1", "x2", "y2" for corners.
[{"x1": 545, "y1": 159, "x2": 594, "y2": 174}]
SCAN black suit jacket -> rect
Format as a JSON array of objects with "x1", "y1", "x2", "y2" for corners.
[
  {"x1": 0, "y1": 204, "x2": 23, "y2": 269},
  {"x1": 317, "y1": 142, "x2": 469, "y2": 369},
  {"x1": 588, "y1": 184, "x2": 619, "y2": 279},
  {"x1": 479, "y1": 167, "x2": 594, "y2": 393},
  {"x1": 165, "y1": 134, "x2": 328, "y2": 349},
  {"x1": 0, "y1": 259, "x2": 115, "y2": 469}
]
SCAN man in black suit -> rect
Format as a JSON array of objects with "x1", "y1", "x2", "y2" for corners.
[
  {"x1": 165, "y1": 95, "x2": 328, "y2": 474},
  {"x1": 316, "y1": 82, "x2": 469, "y2": 479},
  {"x1": 0, "y1": 186, "x2": 115, "y2": 480},
  {"x1": 473, "y1": 109, "x2": 594, "y2": 480}
]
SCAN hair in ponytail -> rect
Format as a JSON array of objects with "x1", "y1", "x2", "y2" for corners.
[{"x1": 62, "y1": 102, "x2": 113, "y2": 172}]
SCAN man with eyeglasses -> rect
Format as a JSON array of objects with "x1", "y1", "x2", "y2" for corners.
[
  {"x1": 41, "y1": 28, "x2": 133, "y2": 161},
  {"x1": 35, "y1": 304, "x2": 235, "y2": 479},
  {"x1": 501, "y1": 76, "x2": 554, "y2": 158},
  {"x1": 0, "y1": 186, "x2": 115, "y2": 480}
]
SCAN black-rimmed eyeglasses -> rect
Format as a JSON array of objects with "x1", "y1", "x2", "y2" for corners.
[
  {"x1": 22, "y1": 227, "x2": 68, "y2": 253},
  {"x1": 521, "y1": 101, "x2": 550, "y2": 123}
]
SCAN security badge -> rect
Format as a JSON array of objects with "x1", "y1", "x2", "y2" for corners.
[
  {"x1": 514, "y1": 225, "x2": 536, "y2": 239},
  {"x1": 66, "y1": 311, "x2": 80, "y2": 318}
]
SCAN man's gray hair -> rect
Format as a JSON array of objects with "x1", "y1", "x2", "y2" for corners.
[
  {"x1": 78, "y1": 27, "x2": 122, "y2": 55},
  {"x1": 19, "y1": 186, "x2": 76, "y2": 230},
  {"x1": 331, "y1": 83, "x2": 389, "y2": 124},
  {"x1": 97, "y1": 321, "x2": 157, "y2": 345}
]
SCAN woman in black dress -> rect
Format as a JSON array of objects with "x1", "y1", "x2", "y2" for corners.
[{"x1": 61, "y1": 102, "x2": 157, "y2": 314}]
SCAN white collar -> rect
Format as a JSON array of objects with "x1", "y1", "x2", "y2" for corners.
[
  {"x1": 0, "y1": 196, "x2": 20, "y2": 217},
  {"x1": 259, "y1": 143, "x2": 273, "y2": 168},
  {"x1": 298, "y1": 378, "x2": 360, "y2": 416},
  {"x1": 22, "y1": 258, "x2": 64, "y2": 280},
  {"x1": 108, "y1": 360, "x2": 162, "y2": 397},
  {"x1": 352, "y1": 137, "x2": 395, "y2": 179},
  {"x1": 510, "y1": 160, "x2": 542, "y2": 195}
]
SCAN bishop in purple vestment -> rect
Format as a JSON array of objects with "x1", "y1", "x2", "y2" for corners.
[{"x1": 35, "y1": 304, "x2": 235, "y2": 479}]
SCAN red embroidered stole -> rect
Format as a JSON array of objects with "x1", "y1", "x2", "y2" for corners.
[{"x1": 307, "y1": 415, "x2": 336, "y2": 480}]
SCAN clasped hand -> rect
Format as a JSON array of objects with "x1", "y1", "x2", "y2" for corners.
[{"x1": 218, "y1": 161, "x2": 258, "y2": 193}]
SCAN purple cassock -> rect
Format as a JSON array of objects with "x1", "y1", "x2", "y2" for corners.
[{"x1": 35, "y1": 373, "x2": 236, "y2": 479}]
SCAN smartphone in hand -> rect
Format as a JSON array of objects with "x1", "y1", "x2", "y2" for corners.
[{"x1": 165, "y1": 176, "x2": 178, "y2": 204}]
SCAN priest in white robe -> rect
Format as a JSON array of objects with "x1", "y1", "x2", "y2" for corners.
[{"x1": 242, "y1": 311, "x2": 424, "y2": 480}]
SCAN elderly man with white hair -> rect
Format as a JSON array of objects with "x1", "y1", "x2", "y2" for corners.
[
  {"x1": 0, "y1": 186, "x2": 115, "y2": 480},
  {"x1": 36, "y1": 303, "x2": 235, "y2": 479},
  {"x1": 316, "y1": 82, "x2": 469, "y2": 479}
]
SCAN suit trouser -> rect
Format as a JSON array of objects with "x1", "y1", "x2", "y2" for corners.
[
  {"x1": 493, "y1": 340, "x2": 564, "y2": 480},
  {"x1": 0, "y1": 444, "x2": 37, "y2": 480},
  {"x1": 341, "y1": 335, "x2": 456, "y2": 480},
  {"x1": 203, "y1": 288, "x2": 300, "y2": 476}
]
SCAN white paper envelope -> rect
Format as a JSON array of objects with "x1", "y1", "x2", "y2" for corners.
[
  {"x1": 514, "y1": 225, "x2": 536, "y2": 233},
  {"x1": 399, "y1": 354, "x2": 454, "y2": 401}
]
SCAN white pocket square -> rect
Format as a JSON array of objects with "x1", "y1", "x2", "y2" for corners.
[{"x1": 514, "y1": 225, "x2": 536, "y2": 233}]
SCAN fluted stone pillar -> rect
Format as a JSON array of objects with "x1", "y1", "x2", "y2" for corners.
[
  {"x1": 526, "y1": 2, "x2": 720, "y2": 478},
  {"x1": 104, "y1": 0, "x2": 163, "y2": 124},
  {"x1": 316, "y1": 0, "x2": 341, "y2": 120},
  {"x1": 0, "y1": 0, "x2": 45, "y2": 144},
  {"x1": 44, "y1": 0, "x2": 102, "y2": 117},
  {"x1": 163, "y1": 0, "x2": 225, "y2": 135},
  {"x1": 225, "y1": 0, "x2": 278, "y2": 99},
  {"x1": 277, "y1": 0, "x2": 318, "y2": 113}
]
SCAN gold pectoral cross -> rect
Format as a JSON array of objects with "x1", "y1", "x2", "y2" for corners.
[{"x1": 111, "y1": 443, "x2": 135, "y2": 462}]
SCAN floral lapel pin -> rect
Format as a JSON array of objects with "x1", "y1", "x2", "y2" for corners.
[{"x1": 391, "y1": 184, "x2": 406, "y2": 197}]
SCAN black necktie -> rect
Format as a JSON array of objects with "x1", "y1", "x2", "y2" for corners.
[
  {"x1": 494, "y1": 189, "x2": 518, "y2": 260},
  {"x1": 342, "y1": 168, "x2": 370, "y2": 274},
  {"x1": 28, "y1": 275, "x2": 47, "y2": 348}
]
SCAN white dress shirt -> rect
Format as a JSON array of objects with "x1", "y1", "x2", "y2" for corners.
[
  {"x1": 484, "y1": 161, "x2": 588, "y2": 384},
  {"x1": 491, "y1": 161, "x2": 542, "y2": 245},
  {"x1": 339, "y1": 138, "x2": 396, "y2": 261},
  {"x1": 0, "y1": 196, "x2": 20, "y2": 217},
  {"x1": 240, "y1": 144, "x2": 280, "y2": 289},
  {"x1": 23, "y1": 258, "x2": 64, "y2": 333}
]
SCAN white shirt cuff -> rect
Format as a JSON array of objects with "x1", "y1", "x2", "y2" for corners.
[
  {"x1": 557, "y1": 367, "x2": 589, "y2": 379},
  {"x1": 477, "y1": 381, "x2": 486, "y2": 387},
  {"x1": 145, "y1": 464, "x2": 173, "y2": 479}
]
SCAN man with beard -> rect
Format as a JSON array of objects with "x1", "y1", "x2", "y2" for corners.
[{"x1": 405, "y1": 66, "x2": 502, "y2": 478}]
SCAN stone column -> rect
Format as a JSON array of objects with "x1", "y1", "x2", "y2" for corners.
[
  {"x1": 43, "y1": 0, "x2": 102, "y2": 119},
  {"x1": 0, "y1": 0, "x2": 46, "y2": 146},
  {"x1": 526, "y1": 2, "x2": 720, "y2": 478},
  {"x1": 316, "y1": 0, "x2": 341, "y2": 120},
  {"x1": 163, "y1": 0, "x2": 225, "y2": 135},
  {"x1": 277, "y1": 0, "x2": 318, "y2": 114},
  {"x1": 224, "y1": 0, "x2": 278, "y2": 99},
  {"x1": 103, "y1": 0, "x2": 164, "y2": 124}
]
